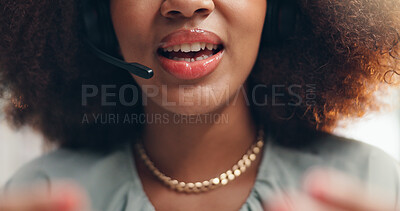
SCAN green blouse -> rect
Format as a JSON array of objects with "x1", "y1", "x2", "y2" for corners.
[{"x1": 3, "y1": 133, "x2": 400, "y2": 211}]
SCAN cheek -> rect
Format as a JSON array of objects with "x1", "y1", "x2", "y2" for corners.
[
  {"x1": 226, "y1": 0, "x2": 267, "y2": 38},
  {"x1": 220, "y1": 0, "x2": 267, "y2": 67},
  {"x1": 110, "y1": 1, "x2": 159, "y2": 62}
]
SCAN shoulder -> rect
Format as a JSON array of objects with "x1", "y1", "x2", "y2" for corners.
[
  {"x1": 2, "y1": 143, "x2": 152, "y2": 210},
  {"x1": 307, "y1": 133, "x2": 400, "y2": 193},
  {"x1": 263, "y1": 132, "x2": 400, "y2": 206},
  {"x1": 268, "y1": 131, "x2": 397, "y2": 175},
  {"x1": 3, "y1": 144, "x2": 134, "y2": 192},
  {"x1": 2, "y1": 143, "x2": 154, "y2": 211}
]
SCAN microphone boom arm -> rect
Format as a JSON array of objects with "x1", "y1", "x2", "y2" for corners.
[{"x1": 85, "y1": 38, "x2": 154, "y2": 79}]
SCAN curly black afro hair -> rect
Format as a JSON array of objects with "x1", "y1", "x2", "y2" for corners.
[{"x1": 1, "y1": 0, "x2": 399, "y2": 151}]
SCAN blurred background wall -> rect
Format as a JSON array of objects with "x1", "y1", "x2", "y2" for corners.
[{"x1": 0, "y1": 121, "x2": 43, "y2": 186}]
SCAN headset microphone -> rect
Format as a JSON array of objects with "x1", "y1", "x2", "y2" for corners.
[{"x1": 81, "y1": 0, "x2": 154, "y2": 79}]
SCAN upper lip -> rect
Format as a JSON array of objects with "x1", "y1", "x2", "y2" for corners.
[{"x1": 158, "y1": 28, "x2": 223, "y2": 49}]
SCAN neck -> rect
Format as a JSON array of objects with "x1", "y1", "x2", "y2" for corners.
[{"x1": 139, "y1": 90, "x2": 258, "y2": 182}]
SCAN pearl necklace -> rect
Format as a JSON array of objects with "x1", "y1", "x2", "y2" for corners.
[{"x1": 134, "y1": 128, "x2": 264, "y2": 193}]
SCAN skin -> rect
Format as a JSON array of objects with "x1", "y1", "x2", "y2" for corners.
[
  {"x1": 110, "y1": 0, "x2": 265, "y2": 115},
  {"x1": 110, "y1": 0, "x2": 266, "y2": 210},
  {"x1": 0, "y1": 0, "x2": 397, "y2": 211}
]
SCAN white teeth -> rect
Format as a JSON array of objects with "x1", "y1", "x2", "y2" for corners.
[
  {"x1": 171, "y1": 53, "x2": 213, "y2": 62},
  {"x1": 201, "y1": 43, "x2": 206, "y2": 50},
  {"x1": 172, "y1": 57, "x2": 185, "y2": 61},
  {"x1": 181, "y1": 43, "x2": 191, "y2": 53},
  {"x1": 164, "y1": 42, "x2": 220, "y2": 62},
  {"x1": 163, "y1": 42, "x2": 220, "y2": 53},
  {"x1": 173, "y1": 45, "x2": 180, "y2": 52},
  {"x1": 206, "y1": 43, "x2": 214, "y2": 50},
  {"x1": 191, "y1": 42, "x2": 201, "y2": 52}
]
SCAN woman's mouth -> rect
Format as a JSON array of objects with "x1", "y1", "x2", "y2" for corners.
[
  {"x1": 158, "y1": 42, "x2": 223, "y2": 62},
  {"x1": 157, "y1": 29, "x2": 225, "y2": 80}
]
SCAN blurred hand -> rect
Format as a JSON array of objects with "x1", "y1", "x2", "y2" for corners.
[
  {"x1": 266, "y1": 168, "x2": 397, "y2": 211},
  {"x1": 0, "y1": 181, "x2": 90, "y2": 211}
]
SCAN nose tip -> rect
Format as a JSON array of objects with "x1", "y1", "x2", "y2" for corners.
[{"x1": 161, "y1": 0, "x2": 215, "y2": 19}]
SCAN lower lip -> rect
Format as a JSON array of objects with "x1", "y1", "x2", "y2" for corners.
[{"x1": 157, "y1": 50, "x2": 224, "y2": 80}]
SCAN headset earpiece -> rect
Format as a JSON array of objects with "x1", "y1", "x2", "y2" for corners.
[
  {"x1": 264, "y1": 0, "x2": 299, "y2": 46},
  {"x1": 81, "y1": 0, "x2": 153, "y2": 79},
  {"x1": 83, "y1": 0, "x2": 119, "y2": 57}
]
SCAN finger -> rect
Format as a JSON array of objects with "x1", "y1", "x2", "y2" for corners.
[
  {"x1": 0, "y1": 181, "x2": 89, "y2": 211},
  {"x1": 265, "y1": 191, "x2": 345, "y2": 211},
  {"x1": 303, "y1": 168, "x2": 395, "y2": 211}
]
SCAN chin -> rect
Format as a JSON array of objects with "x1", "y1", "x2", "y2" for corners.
[{"x1": 151, "y1": 97, "x2": 226, "y2": 116}]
